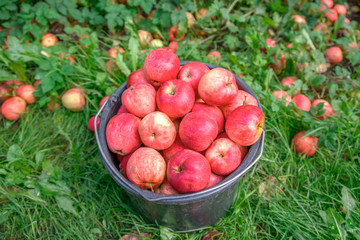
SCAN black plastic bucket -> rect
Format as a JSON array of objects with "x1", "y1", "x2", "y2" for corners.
[{"x1": 94, "y1": 61, "x2": 265, "y2": 232}]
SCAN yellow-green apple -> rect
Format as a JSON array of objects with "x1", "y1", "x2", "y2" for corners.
[
  {"x1": 225, "y1": 105, "x2": 264, "y2": 146},
  {"x1": 106, "y1": 113, "x2": 142, "y2": 155},
  {"x1": 162, "y1": 135, "x2": 186, "y2": 162},
  {"x1": 206, "y1": 172, "x2": 225, "y2": 188},
  {"x1": 16, "y1": 85, "x2": 36, "y2": 104},
  {"x1": 61, "y1": 88, "x2": 86, "y2": 112},
  {"x1": 292, "y1": 94, "x2": 311, "y2": 112},
  {"x1": 312, "y1": 99, "x2": 335, "y2": 119},
  {"x1": 87, "y1": 116, "x2": 100, "y2": 132},
  {"x1": 177, "y1": 62, "x2": 210, "y2": 97},
  {"x1": 126, "y1": 68, "x2": 148, "y2": 88},
  {"x1": 138, "y1": 111, "x2": 176, "y2": 150},
  {"x1": 192, "y1": 102, "x2": 224, "y2": 133},
  {"x1": 292, "y1": 131, "x2": 318, "y2": 156},
  {"x1": 205, "y1": 138, "x2": 241, "y2": 175},
  {"x1": 121, "y1": 83, "x2": 156, "y2": 118},
  {"x1": 126, "y1": 147, "x2": 166, "y2": 189},
  {"x1": 220, "y1": 90, "x2": 258, "y2": 119},
  {"x1": 179, "y1": 112, "x2": 218, "y2": 151},
  {"x1": 324, "y1": 46, "x2": 343, "y2": 64},
  {"x1": 1, "y1": 96, "x2": 27, "y2": 121},
  {"x1": 144, "y1": 49, "x2": 180, "y2": 84},
  {"x1": 167, "y1": 149, "x2": 211, "y2": 193},
  {"x1": 156, "y1": 79, "x2": 195, "y2": 118},
  {"x1": 198, "y1": 68, "x2": 238, "y2": 106},
  {"x1": 154, "y1": 179, "x2": 179, "y2": 195}
]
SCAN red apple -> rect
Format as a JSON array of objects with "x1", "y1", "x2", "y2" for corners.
[
  {"x1": 106, "y1": 113, "x2": 142, "y2": 155},
  {"x1": 144, "y1": 49, "x2": 180, "y2": 84},
  {"x1": 108, "y1": 47, "x2": 125, "y2": 58},
  {"x1": 162, "y1": 47, "x2": 176, "y2": 54},
  {"x1": 324, "y1": 46, "x2": 343, "y2": 64},
  {"x1": 162, "y1": 136, "x2": 186, "y2": 162},
  {"x1": 172, "y1": 118, "x2": 181, "y2": 132},
  {"x1": 206, "y1": 172, "x2": 225, "y2": 188},
  {"x1": 192, "y1": 102, "x2": 224, "y2": 133},
  {"x1": 41, "y1": 33, "x2": 58, "y2": 47},
  {"x1": 168, "y1": 41, "x2": 179, "y2": 51},
  {"x1": 220, "y1": 90, "x2": 258, "y2": 119},
  {"x1": 292, "y1": 94, "x2": 311, "y2": 112},
  {"x1": 179, "y1": 112, "x2": 218, "y2": 151},
  {"x1": 156, "y1": 79, "x2": 195, "y2": 118},
  {"x1": 205, "y1": 138, "x2": 241, "y2": 175},
  {"x1": 126, "y1": 68, "x2": 148, "y2": 88},
  {"x1": 345, "y1": 42, "x2": 359, "y2": 54},
  {"x1": 326, "y1": 9, "x2": 338, "y2": 22},
  {"x1": 266, "y1": 38, "x2": 276, "y2": 47},
  {"x1": 217, "y1": 132, "x2": 248, "y2": 161},
  {"x1": 344, "y1": 18, "x2": 350, "y2": 23},
  {"x1": 272, "y1": 90, "x2": 292, "y2": 106},
  {"x1": 16, "y1": 85, "x2": 36, "y2": 104},
  {"x1": 312, "y1": 99, "x2": 335, "y2": 119},
  {"x1": 88, "y1": 116, "x2": 100, "y2": 132},
  {"x1": 119, "y1": 153, "x2": 131, "y2": 179},
  {"x1": 281, "y1": 76, "x2": 297, "y2": 86},
  {"x1": 333, "y1": 4, "x2": 347, "y2": 15},
  {"x1": 292, "y1": 131, "x2": 318, "y2": 156},
  {"x1": 167, "y1": 149, "x2": 211, "y2": 193},
  {"x1": 320, "y1": 0, "x2": 333, "y2": 10},
  {"x1": 177, "y1": 62, "x2": 210, "y2": 96},
  {"x1": 99, "y1": 96, "x2": 110, "y2": 109},
  {"x1": 198, "y1": 68, "x2": 238, "y2": 106},
  {"x1": 59, "y1": 52, "x2": 75, "y2": 65},
  {"x1": 292, "y1": 15, "x2": 306, "y2": 23},
  {"x1": 155, "y1": 179, "x2": 179, "y2": 195},
  {"x1": 0, "y1": 85, "x2": 10, "y2": 101},
  {"x1": 117, "y1": 105, "x2": 129, "y2": 115},
  {"x1": 207, "y1": 51, "x2": 221, "y2": 63},
  {"x1": 61, "y1": 88, "x2": 86, "y2": 112},
  {"x1": 138, "y1": 111, "x2": 176, "y2": 150},
  {"x1": 121, "y1": 83, "x2": 156, "y2": 118},
  {"x1": 126, "y1": 147, "x2": 166, "y2": 189},
  {"x1": 1, "y1": 96, "x2": 27, "y2": 121},
  {"x1": 4, "y1": 80, "x2": 22, "y2": 89},
  {"x1": 225, "y1": 105, "x2": 264, "y2": 146}
]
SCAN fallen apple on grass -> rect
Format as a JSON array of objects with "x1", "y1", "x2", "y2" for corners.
[
  {"x1": 61, "y1": 88, "x2": 86, "y2": 112},
  {"x1": 292, "y1": 131, "x2": 318, "y2": 156},
  {"x1": 1, "y1": 96, "x2": 27, "y2": 121},
  {"x1": 88, "y1": 116, "x2": 100, "y2": 132},
  {"x1": 16, "y1": 85, "x2": 36, "y2": 104}
]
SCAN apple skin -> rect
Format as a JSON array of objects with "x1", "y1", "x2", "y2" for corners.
[
  {"x1": 333, "y1": 4, "x2": 347, "y2": 15},
  {"x1": 205, "y1": 138, "x2": 241, "y2": 175},
  {"x1": 312, "y1": 99, "x2": 335, "y2": 119},
  {"x1": 324, "y1": 46, "x2": 343, "y2": 64},
  {"x1": 16, "y1": 85, "x2": 36, "y2": 104},
  {"x1": 217, "y1": 132, "x2": 248, "y2": 161},
  {"x1": 126, "y1": 147, "x2": 166, "y2": 189},
  {"x1": 167, "y1": 149, "x2": 211, "y2": 193},
  {"x1": 198, "y1": 68, "x2": 238, "y2": 106},
  {"x1": 156, "y1": 79, "x2": 195, "y2": 118},
  {"x1": 41, "y1": 33, "x2": 58, "y2": 47},
  {"x1": 121, "y1": 83, "x2": 156, "y2": 118},
  {"x1": 220, "y1": 90, "x2": 258, "y2": 119},
  {"x1": 126, "y1": 68, "x2": 148, "y2": 88},
  {"x1": 4, "y1": 80, "x2": 22, "y2": 90},
  {"x1": 117, "y1": 105, "x2": 129, "y2": 115},
  {"x1": 138, "y1": 111, "x2": 177, "y2": 150},
  {"x1": 168, "y1": 41, "x2": 179, "y2": 51},
  {"x1": 326, "y1": 9, "x2": 338, "y2": 22},
  {"x1": 292, "y1": 94, "x2": 311, "y2": 112},
  {"x1": 292, "y1": 15, "x2": 306, "y2": 23},
  {"x1": 225, "y1": 105, "x2": 265, "y2": 146},
  {"x1": 88, "y1": 116, "x2": 100, "y2": 132},
  {"x1": 178, "y1": 62, "x2": 210, "y2": 96},
  {"x1": 272, "y1": 90, "x2": 292, "y2": 106},
  {"x1": 106, "y1": 113, "x2": 142, "y2": 155},
  {"x1": 144, "y1": 49, "x2": 180, "y2": 84},
  {"x1": 99, "y1": 95, "x2": 110, "y2": 109},
  {"x1": 280, "y1": 76, "x2": 297, "y2": 86},
  {"x1": 108, "y1": 47, "x2": 125, "y2": 58},
  {"x1": 192, "y1": 102, "x2": 224, "y2": 134},
  {"x1": 138, "y1": 30, "x2": 152, "y2": 48},
  {"x1": 266, "y1": 38, "x2": 276, "y2": 47},
  {"x1": 61, "y1": 88, "x2": 86, "y2": 112},
  {"x1": 320, "y1": 0, "x2": 333, "y2": 10},
  {"x1": 119, "y1": 153, "x2": 131, "y2": 179},
  {"x1": 162, "y1": 136, "x2": 186, "y2": 163},
  {"x1": 207, "y1": 51, "x2": 221, "y2": 63},
  {"x1": 179, "y1": 112, "x2": 218, "y2": 151},
  {"x1": 292, "y1": 131, "x2": 318, "y2": 156},
  {"x1": 206, "y1": 172, "x2": 225, "y2": 188},
  {"x1": 1, "y1": 96, "x2": 27, "y2": 121},
  {"x1": 154, "y1": 179, "x2": 179, "y2": 195},
  {"x1": 0, "y1": 85, "x2": 10, "y2": 101}
]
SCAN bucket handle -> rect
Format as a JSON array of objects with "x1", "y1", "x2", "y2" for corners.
[{"x1": 95, "y1": 100, "x2": 265, "y2": 202}]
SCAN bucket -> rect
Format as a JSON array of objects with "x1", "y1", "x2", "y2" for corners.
[{"x1": 94, "y1": 61, "x2": 265, "y2": 232}]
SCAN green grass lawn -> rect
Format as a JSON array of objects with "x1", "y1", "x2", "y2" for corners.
[{"x1": 1, "y1": 0, "x2": 360, "y2": 239}]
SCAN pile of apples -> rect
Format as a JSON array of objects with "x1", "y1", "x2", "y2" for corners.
[{"x1": 105, "y1": 49, "x2": 265, "y2": 194}]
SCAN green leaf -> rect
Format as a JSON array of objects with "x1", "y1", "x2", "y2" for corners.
[
  {"x1": 128, "y1": 36, "x2": 139, "y2": 71},
  {"x1": 341, "y1": 187, "x2": 356, "y2": 214},
  {"x1": 0, "y1": 211, "x2": 10, "y2": 225},
  {"x1": 41, "y1": 75, "x2": 56, "y2": 93},
  {"x1": 116, "y1": 54, "x2": 131, "y2": 76},
  {"x1": 311, "y1": 75, "x2": 326, "y2": 86},
  {"x1": 160, "y1": 226, "x2": 175, "y2": 240},
  {"x1": 55, "y1": 196, "x2": 79, "y2": 216},
  {"x1": 7, "y1": 144, "x2": 25, "y2": 164}
]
